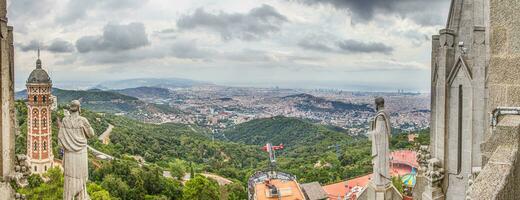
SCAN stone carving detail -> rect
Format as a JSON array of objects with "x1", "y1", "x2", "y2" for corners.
[
  {"x1": 58, "y1": 100, "x2": 95, "y2": 200},
  {"x1": 11, "y1": 154, "x2": 30, "y2": 186},
  {"x1": 417, "y1": 145, "x2": 431, "y2": 173},
  {"x1": 424, "y1": 158, "x2": 445, "y2": 187}
]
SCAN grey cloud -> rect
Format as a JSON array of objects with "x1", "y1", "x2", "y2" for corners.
[
  {"x1": 297, "y1": 40, "x2": 334, "y2": 52},
  {"x1": 18, "y1": 40, "x2": 42, "y2": 52},
  {"x1": 337, "y1": 39, "x2": 393, "y2": 54},
  {"x1": 76, "y1": 22, "x2": 150, "y2": 53},
  {"x1": 18, "y1": 39, "x2": 75, "y2": 53},
  {"x1": 171, "y1": 41, "x2": 217, "y2": 61},
  {"x1": 47, "y1": 39, "x2": 75, "y2": 53},
  {"x1": 56, "y1": 0, "x2": 94, "y2": 25},
  {"x1": 8, "y1": 0, "x2": 54, "y2": 21},
  {"x1": 298, "y1": 36, "x2": 393, "y2": 55},
  {"x1": 56, "y1": 0, "x2": 147, "y2": 25},
  {"x1": 61, "y1": 45, "x2": 168, "y2": 65},
  {"x1": 177, "y1": 4, "x2": 288, "y2": 41},
  {"x1": 289, "y1": 0, "x2": 449, "y2": 26},
  {"x1": 153, "y1": 29, "x2": 178, "y2": 40}
]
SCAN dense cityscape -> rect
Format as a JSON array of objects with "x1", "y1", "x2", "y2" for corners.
[{"x1": 132, "y1": 85, "x2": 430, "y2": 136}]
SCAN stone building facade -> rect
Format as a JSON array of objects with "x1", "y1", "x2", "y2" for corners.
[
  {"x1": 0, "y1": 0, "x2": 15, "y2": 181},
  {"x1": 26, "y1": 53, "x2": 54, "y2": 174},
  {"x1": 0, "y1": 0, "x2": 16, "y2": 197},
  {"x1": 416, "y1": 0, "x2": 520, "y2": 199}
]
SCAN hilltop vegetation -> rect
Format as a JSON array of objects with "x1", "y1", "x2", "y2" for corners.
[
  {"x1": 223, "y1": 116, "x2": 373, "y2": 183},
  {"x1": 114, "y1": 87, "x2": 172, "y2": 100},
  {"x1": 14, "y1": 98, "x2": 428, "y2": 199},
  {"x1": 224, "y1": 116, "x2": 352, "y2": 147},
  {"x1": 15, "y1": 100, "x2": 252, "y2": 199},
  {"x1": 96, "y1": 78, "x2": 210, "y2": 90},
  {"x1": 16, "y1": 88, "x2": 177, "y2": 120},
  {"x1": 282, "y1": 93, "x2": 373, "y2": 113}
]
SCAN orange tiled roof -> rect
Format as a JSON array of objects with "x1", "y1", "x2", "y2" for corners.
[
  {"x1": 254, "y1": 179, "x2": 306, "y2": 200},
  {"x1": 322, "y1": 174, "x2": 371, "y2": 199},
  {"x1": 390, "y1": 150, "x2": 418, "y2": 168},
  {"x1": 323, "y1": 150, "x2": 418, "y2": 199}
]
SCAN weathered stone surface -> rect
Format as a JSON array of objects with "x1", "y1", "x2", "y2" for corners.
[
  {"x1": 0, "y1": 182, "x2": 14, "y2": 200},
  {"x1": 506, "y1": 86, "x2": 520, "y2": 107},
  {"x1": 0, "y1": 1, "x2": 15, "y2": 199},
  {"x1": 358, "y1": 182, "x2": 403, "y2": 200}
]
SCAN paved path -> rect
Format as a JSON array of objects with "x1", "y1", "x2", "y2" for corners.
[
  {"x1": 98, "y1": 124, "x2": 114, "y2": 144},
  {"x1": 88, "y1": 145, "x2": 115, "y2": 160}
]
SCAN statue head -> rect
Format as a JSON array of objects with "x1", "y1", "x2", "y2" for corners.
[
  {"x1": 375, "y1": 97, "x2": 385, "y2": 111},
  {"x1": 69, "y1": 100, "x2": 81, "y2": 113}
]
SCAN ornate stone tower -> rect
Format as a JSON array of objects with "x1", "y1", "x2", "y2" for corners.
[
  {"x1": 425, "y1": 0, "x2": 489, "y2": 199},
  {"x1": 26, "y1": 50, "x2": 54, "y2": 174}
]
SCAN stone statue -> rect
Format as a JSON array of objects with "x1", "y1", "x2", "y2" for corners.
[
  {"x1": 358, "y1": 97, "x2": 402, "y2": 200},
  {"x1": 369, "y1": 97, "x2": 391, "y2": 187},
  {"x1": 58, "y1": 100, "x2": 95, "y2": 200}
]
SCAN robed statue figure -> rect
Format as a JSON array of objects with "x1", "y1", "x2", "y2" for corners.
[
  {"x1": 369, "y1": 97, "x2": 392, "y2": 187},
  {"x1": 58, "y1": 100, "x2": 95, "y2": 200}
]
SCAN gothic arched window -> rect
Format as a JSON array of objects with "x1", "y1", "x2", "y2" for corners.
[
  {"x1": 33, "y1": 118, "x2": 38, "y2": 128},
  {"x1": 43, "y1": 96, "x2": 47, "y2": 103},
  {"x1": 33, "y1": 142, "x2": 38, "y2": 151},
  {"x1": 33, "y1": 96, "x2": 38, "y2": 103},
  {"x1": 41, "y1": 109, "x2": 47, "y2": 128},
  {"x1": 43, "y1": 141, "x2": 47, "y2": 151}
]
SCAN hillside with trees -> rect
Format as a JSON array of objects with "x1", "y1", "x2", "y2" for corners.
[{"x1": 14, "y1": 99, "x2": 427, "y2": 199}]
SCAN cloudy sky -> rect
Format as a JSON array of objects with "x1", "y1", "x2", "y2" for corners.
[{"x1": 8, "y1": 0, "x2": 451, "y2": 91}]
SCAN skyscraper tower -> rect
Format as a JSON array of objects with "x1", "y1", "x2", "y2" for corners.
[{"x1": 26, "y1": 50, "x2": 54, "y2": 174}]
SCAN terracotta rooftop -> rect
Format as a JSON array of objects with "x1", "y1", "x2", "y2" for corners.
[
  {"x1": 253, "y1": 179, "x2": 305, "y2": 200},
  {"x1": 322, "y1": 174, "x2": 371, "y2": 200},
  {"x1": 301, "y1": 182, "x2": 328, "y2": 200},
  {"x1": 323, "y1": 150, "x2": 419, "y2": 199},
  {"x1": 390, "y1": 150, "x2": 418, "y2": 168}
]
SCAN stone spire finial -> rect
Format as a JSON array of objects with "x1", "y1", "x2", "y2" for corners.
[{"x1": 36, "y1": 48, "x2": 42, "y2": 69}]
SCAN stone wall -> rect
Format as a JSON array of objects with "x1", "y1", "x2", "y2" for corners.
[
  {"x1": 486, "y1": 0, "x2": 520, "y2": 112},
  {"x1": 0, "y1": 0, "x2": 14, "y2": 180},
  {"x1": 469, "y1": 115, "x2": 520, "y2": 199},
  {"x1": 468, "y1": 0, "x2": 520, "y2": 199}
]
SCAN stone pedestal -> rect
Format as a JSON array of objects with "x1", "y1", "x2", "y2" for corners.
[
  {"x1": 358, "y1": 182, "x2": 403, "y2": 200},
  {"x1": 412, "y1": 175, "x2": 426, "y2": 200},
  {"x1": 0, "y1": 182, "x2": 14, "y2": 200},
  {"x1": 422, "y1": 185, "x2": 445, "y2": 200}
]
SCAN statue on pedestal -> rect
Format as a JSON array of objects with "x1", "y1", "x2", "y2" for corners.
[
  {"x1": 358, "y1": 97, "x2": 402, "y2": 200},
  {"x1": 369, "y1": 97, "x2": 392, "y2": 187},
  {"x1": 58, "y1": 100, "x2": 95, "y2": 200}
]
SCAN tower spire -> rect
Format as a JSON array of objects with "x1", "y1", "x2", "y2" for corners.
[{"x1": 36, "y1": 48, "x2": 42, "y2": 69}]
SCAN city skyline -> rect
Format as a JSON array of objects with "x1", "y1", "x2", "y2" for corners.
[{"x1": 10, "y1": 0, "x2": 450, "y2": 92}]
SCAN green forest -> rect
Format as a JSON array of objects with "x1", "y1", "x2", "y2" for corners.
[{"x1": 14, "y1": 100, "x2": 428, "y2": 200}]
